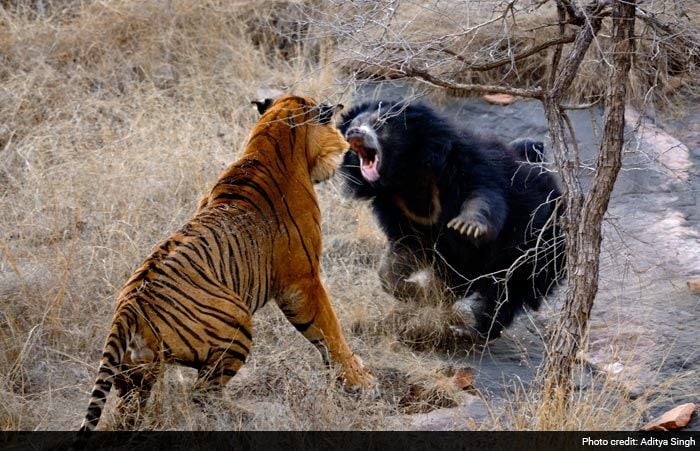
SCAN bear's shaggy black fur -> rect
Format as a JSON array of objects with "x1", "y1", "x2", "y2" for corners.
[{"x1": 337, "y1": 100, "x2": 565, "y2": 340}]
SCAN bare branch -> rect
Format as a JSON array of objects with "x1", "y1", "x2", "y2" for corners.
[
  {"x1": 428, "y1": 33, "x2": 577, "y2": 72},
  {"x1": 557, "y1": 0, "x2": 585, "y2": 25},
  {"x1": 403, "y1": 65, "x2": 544, "y2": 99},
  {"x1": 561, "y1": 98, "x2": 603, "y2": 110},
  {"x1": 635, "y1": 6, "x2": 700, "y2": 64},
  {"x1": 551, "y1": 4, "x2": 603, "y2": 97},
  {"x1": 547, "y1": 1, "x2": 569, "y2": 89}
]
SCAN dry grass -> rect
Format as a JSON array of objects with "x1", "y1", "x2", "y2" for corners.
[
  {"x1": 501, "y1": 347, "x2": 689, "y2": 431},
  {"x1": 0, "y1": 0, "x2": 686, "y2": 431}
]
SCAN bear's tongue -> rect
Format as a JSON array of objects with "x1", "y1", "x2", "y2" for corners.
[
  {"x1": 349, "y1": 137, "x2": 380, "y2": 182},
  {"x1": 360, "y1": 157, "x2": 380, "y2": 182}
]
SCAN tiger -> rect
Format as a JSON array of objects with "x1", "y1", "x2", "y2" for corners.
[{"x1": 78, "y1": 95, "x2": 375, "y2": 433}]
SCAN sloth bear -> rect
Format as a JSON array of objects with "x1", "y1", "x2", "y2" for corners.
[{"x1": 337, "y1": 100, "x2": 565, "y2": 341}]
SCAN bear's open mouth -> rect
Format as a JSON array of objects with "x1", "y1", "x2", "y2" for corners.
[
  {"x1": 348, "y1": 137, "x2": 380, "y2": 182},
  {"x1": 349, "y1": 138, "x2": 377, "y2": 167}
]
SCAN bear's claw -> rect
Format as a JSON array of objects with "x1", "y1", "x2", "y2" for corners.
[{"x1": 447, "y1": 217, "x2": 489, "y2": 239}]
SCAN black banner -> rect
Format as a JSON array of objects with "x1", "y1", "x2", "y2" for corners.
[{"x1": 1, "y1": 431, "x2": 698, "y2": 451}]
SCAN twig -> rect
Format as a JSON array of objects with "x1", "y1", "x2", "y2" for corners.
[{"x1": 403, "y1": 65, "x2": 543, "y2": 99}]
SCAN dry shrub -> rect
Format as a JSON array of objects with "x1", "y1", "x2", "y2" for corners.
[
  {"x1": 354, "y1": 301, "x2": 471, "y2": 352},
  {"x1": 500, "y1": 359, "x2": 683, "y2": 431},
  {"x1": 376, "y1": 366, "x2": 463, "y2": 415},
  {"x1": 320, "y1": 0, "x2": 699, "y2": 109}
]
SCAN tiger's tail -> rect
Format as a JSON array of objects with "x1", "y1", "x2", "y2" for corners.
[{"x1": 78, "y1": 312, "x2": 132, "y2": 433}]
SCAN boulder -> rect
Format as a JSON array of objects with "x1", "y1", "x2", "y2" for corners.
[
  {"x1": 641, "y1": 403, "x2": 697, "y2": 431},
  {"x1": 687, "y1": 279, "x2": 700, "y2": 294},
  {"x1": 482, "y1": 93, "x2": 517, "y2": 105}
]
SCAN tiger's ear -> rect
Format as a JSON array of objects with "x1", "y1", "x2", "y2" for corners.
[
  {"x1": 251, "y1": 98, "x2": 274, "y2": 115},
  {"x1": 318, "y1": 103, "x2": 344, "y2": 124}
]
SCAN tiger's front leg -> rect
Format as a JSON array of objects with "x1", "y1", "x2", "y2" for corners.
[{"x1": 277, "y1": 279, "x2": 376, "y2": 393}]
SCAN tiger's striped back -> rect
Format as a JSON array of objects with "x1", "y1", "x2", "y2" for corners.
[{"x1": 78, "y1": 95, "x2": 375, "y2": 434}]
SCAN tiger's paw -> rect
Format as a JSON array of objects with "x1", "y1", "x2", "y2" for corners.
[
  {"x1": 340, "y1": 357, "x2": 380, "y2": 398},
  {"x1": 344, "y1": 376, "x2": 381, "y2": 399}
]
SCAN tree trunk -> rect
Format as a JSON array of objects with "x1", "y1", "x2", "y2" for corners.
[{"x1": 539, "y1": 0, "x2": 637, "y2": 417}]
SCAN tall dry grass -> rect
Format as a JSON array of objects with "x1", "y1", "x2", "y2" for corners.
[{"x1": 0, "y1": 0, "x2": 678, "y2": 431}]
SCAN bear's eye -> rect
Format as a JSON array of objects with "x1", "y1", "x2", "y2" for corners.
[
  {"x1": 371, "y1": 111, "x2": 389, "y2": 129},
  {"x1": 371, "y1": 114, "x2": 389, "y2": 130}
]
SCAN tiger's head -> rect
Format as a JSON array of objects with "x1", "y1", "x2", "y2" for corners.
[{"x1": 252, "y1": 95, "x2": 347, "y2": 183}]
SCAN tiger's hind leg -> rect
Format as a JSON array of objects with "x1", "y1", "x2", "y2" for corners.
[
  {"x1": 192, "y1": 347, "x2": 250, "y2": 406},
  {"x1": 112, "y1": 332, "x2": 162, "y2": 430},
  {"x1": 191, "y1": 315, "x2": 253, "y2": 406},
  {"x1": 113, "y1": 362, "x2": 162, "y2": 430},
  {"x1": 277, "y1": 279, "x2": 376, "y2": 393}
]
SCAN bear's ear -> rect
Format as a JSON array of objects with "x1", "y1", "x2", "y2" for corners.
[
  {"x1": 318, "y1": 103, "x2": 344, "y2": 124},
  {"x1": 251, "y1": 98, "x2": 274, "y2": 115},
  {"x1": 508, "y1": 138, "x2": 545, "y2": 163}
]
